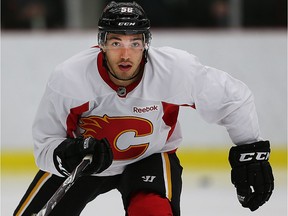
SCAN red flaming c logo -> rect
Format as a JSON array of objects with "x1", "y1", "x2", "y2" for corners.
[{"x1": 79, "y1": 115, "x2": 153, "y2": 160}]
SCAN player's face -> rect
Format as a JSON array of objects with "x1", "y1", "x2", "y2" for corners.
[{"x1": 102, "y1": 33, "x2": 144, "y2": 86}]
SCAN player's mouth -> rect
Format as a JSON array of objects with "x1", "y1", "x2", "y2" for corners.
[{"x1": 118, "y1": 62, "x2": 132, "y2": 72}]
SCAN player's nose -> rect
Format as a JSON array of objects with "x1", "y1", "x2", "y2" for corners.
[{"x1": 120, "y1": 48, "x2": 130, "y2": 61}]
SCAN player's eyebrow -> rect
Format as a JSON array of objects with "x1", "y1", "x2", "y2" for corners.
[
  {"x1": 107, "y1": 35, "x2": 121, "y2": 40},
  {"x1": 107, "y1": 35, "x2": 143, "y2": 42},
  {"x1": 131, "y1": 37, "x2": 143, "y2": 41}
]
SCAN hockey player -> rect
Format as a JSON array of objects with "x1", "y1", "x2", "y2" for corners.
[{"x1": 14, "y1": 1, "x2": 274, "y2": 215}]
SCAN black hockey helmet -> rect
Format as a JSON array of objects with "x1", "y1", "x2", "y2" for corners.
[{"x1": 98, "y1": 1, "x2": 151, "y2": 47}]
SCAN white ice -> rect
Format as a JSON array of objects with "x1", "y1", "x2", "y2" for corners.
[{"x1": 2, "y1": 169, "x2": 287, "y2": 215}]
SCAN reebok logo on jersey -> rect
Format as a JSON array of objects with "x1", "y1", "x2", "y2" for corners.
[{"x1": 133, "y1": 105, "x2": 159, "y2": 114}]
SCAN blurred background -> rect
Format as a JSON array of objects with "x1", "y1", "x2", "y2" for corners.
[
  {"x1": 1, "y1": 0, "x2": 287, "y2": 29},
  {"x1": 1, "y1": 0, "x2": 287, "y2": 215}
]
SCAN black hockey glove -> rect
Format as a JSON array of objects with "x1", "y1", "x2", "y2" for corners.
[
  {"x1": 229, "y1": 140, "x2": 274, "y2": 211},
  {"x1": 53, "y1": 137, "x2": 113, "y2": 176}
]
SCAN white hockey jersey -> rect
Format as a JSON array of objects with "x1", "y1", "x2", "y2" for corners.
[{"x1": 33, "y1": 46, "x2": 262, "y2": 177}]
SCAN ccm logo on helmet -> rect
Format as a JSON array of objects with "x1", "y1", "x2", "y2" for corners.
[
  {"x1": 239, "y1": 152, "x2": 270, "y2": 162},
  {"x1": 118, "y1": 22, "x2": 136, "y2": 26}
]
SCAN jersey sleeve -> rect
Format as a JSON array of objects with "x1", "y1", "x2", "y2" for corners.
[
  {"x1": 148, "y1": 46, "x2": 262, "y2": 145},
  {"x1": 32, "y1": 48, "x2": 98, "y2": 176},
  {"x1": 189, "y1": 64, "x2": 262, "y2": 145},
  {"x1": 32, "y1": 85, "x2": 67, "y2": 176}
]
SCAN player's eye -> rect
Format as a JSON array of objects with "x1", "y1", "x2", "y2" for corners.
[
  {"x1": 105, "y1": 39, "x2": 144, "y2": 50},
  {"x1": 131, "y1": 42, "x2": 140, "y2": 48},
  {"x1": 111, "y1": 42, "x2": 121, "y2": 47}
]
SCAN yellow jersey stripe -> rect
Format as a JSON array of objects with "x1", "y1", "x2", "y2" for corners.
[
  {"x1": 161, "y1": 152, "x2": 172, "y2": 201},
  {"x1": 15, "y1": 172, "x2": 52, "y2": 216}
]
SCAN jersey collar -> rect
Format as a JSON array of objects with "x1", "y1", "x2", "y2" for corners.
[{"x1": 97, "y1": 51, "x2": 143, "y2": 98}]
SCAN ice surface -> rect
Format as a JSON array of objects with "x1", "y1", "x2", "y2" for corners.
[{"x1": 2, "y1": 169, "x2": 286, "y2": 216}]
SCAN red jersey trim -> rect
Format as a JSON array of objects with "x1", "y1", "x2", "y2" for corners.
[
  {"x1": 66, "y1": 102, "x2": 89, "y2": 138},
  {"x1": 162, "y1": 102, "x2": 180, "y2": 141},
  {"x1": 97, "y1": 52, "x2": 143, "y2": 98}
]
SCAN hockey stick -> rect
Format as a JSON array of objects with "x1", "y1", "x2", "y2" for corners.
[{"x1": 32, "y1": 155, "x2": 92, "y2": 216}]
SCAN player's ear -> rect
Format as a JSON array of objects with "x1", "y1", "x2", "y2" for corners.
[{"x1": 100, "y1": 45, "x2": 106, "y2": 53}]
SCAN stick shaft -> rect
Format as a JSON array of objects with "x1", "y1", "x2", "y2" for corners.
[{"x1": 34, "y1": 155, "x2": 92, "y2": 216}]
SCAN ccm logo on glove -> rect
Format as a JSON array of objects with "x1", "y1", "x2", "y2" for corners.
[
  {"x1": 239, "y1": 152, "x2": 270, "y2": 162},
  {"x1": 229, "y1": 140, "x2": 274, "y2": 211}
]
